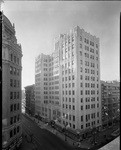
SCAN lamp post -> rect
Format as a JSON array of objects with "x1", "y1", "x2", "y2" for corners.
[
  {"x1": 64, "y1": 122, "x2": 70, "y2": 141},
  {"x1": 60, "y1": 113, "x2": 70, "y2": 141}
]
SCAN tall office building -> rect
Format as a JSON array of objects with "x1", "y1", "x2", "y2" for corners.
[
  {"x1": 35, "y1": 26, "x2": 101, "y2": 131},
  {"x1": 2, "y1": 14, "x2": 22, "y2": 149},
  {"x1": 25, "y1": 84, "x2": 35, "y2": 116}
]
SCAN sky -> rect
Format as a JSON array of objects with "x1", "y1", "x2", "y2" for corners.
[{"x1": 2, "y1": 1, "x2": 120, "y2": 90}]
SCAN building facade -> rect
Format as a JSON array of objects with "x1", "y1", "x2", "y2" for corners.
[
  {"x1": 101, "y1": 80, "x2": 120, "y2": 126},
  {"x1": 25, "y1": 84, "x2": 35, "y2": 116},
  {"x1": 21, "y1": 90, "x2": 25, "y2": 113},
  {"x1": 2, "y1": 14, "x2": 22, "y2": 149},
  {"x1": 35, "y1": 26, "x2": 101, "y2": 132}
]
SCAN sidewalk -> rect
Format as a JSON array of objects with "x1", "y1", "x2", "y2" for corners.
[
  {"x1": 20, "y1": 134, "x2": 37, "y2": 150},
  {"x1": 25, "y1": 114, "x2": 92, "y2": 149},
  {"x1": 23, "y1": 114, "x2": 120, "y2": 150}
]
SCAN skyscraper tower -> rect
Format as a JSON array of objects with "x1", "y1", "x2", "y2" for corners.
[
  {"x1": 2, "y1": 13, "x2": 22, "y2": 150},
  {"x1": 35, "y1": 26, "x2": 101, "y2": 133}
]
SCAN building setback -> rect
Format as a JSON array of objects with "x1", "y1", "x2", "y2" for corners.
[
  {"x1": 2, "y1": 14, "x2": 22, "y2": 149},
  {"x1": 35, "y1": 26, "x2": 101, "y2": 131},
  {"x1": 101, "y1": 80, "x2": 120, "y2": 126},
  {"x1": 25, "y1": 84, "x2": 35, "y2": 116}
]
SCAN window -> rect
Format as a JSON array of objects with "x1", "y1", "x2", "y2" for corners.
[
  {"x1": 72, "y1": 75, "x2": 74, "y2": 80},
  {"x1": 66, "y1": 91, "x2": 67, "y2": 95},
  {"x1": 97, "y1": 103, "x2": 99, "y2": 108},
  {"x1": 96, "y1": 44, "x2": 98, "y2": 48},
  {"x1": 17, "y1": 92, "x2": 19, "y2": 99},
  {"x1": 14, "y1": 56, "x2": 16, "y2": 63},
  {"x1": 81, "y1": 106, "x2": 83, "y2": 110},
  {"x1": 69, "y1": 83, "x2": 71, "y2": 88},
  {"x1": 10, "y1": 66, "x2": 13, "y2": 74},
  {"x1": 14, "y1": 128, "x2": 16, "y2": 135},
  {"x1": 13, "y1": 68, "x2": 16, "y2": 75},
  {"x1": 80, "y1": 51, "x2": 82, "y2": 56},
  {"x1": 80, "y1": 75, "x2": 83, "y2": 80},
  {"x1": 14, "y1": 80, "x2": 16, "y2": 87},
  {"x1": 14, "y1": 116, "x2": 16, "y2": 123},
  {"x1": 10, "y1": 92, "x2": 13, "y2": 100},
  {"x1": 17, "y1": 103, "x2": 19, "y2": 110},
  {"x1": 80, "y1": 83, "x2": 83, "y2": 87},
  {"x1": 17, "y1": 126, "x2": 20, "y2": 133},
  {"x1": 17, "y1": 58, "x2": 19, "y2": 65},
  {"x1": 81, "y1": 116, "x2": 83, "y2": 121},
  {"x1": 73, "y1": 105, "x2": 75, "y2": 110},
  {"x1": 10, "y1": 117, "x2": 13, "y2": 125},
  {"x1": 18, "y1": 81, "x2": 20, "y2": 87},
  {"x1": 63, "y1": 104, "x2": 64, "y2": 108},
  {"x1": 17, "y1": 69, "x2": 19, "y2": 76},
  {"x1": 10, "y1": 105, "x2": 13, "y2": 112},
  {"x1": 80, "y1": 36, "x2": 82, "y2": 41},
  {"x1": 80, "y1": 98, "x2": 83, "y2": 103},
  {"x1": 97, "y1": 112, "x2": 99, "y2": 117},
  {"x1": 73, "y1": 116, "x2": 75, "y2": 121},
  {"x1": 14, "y1": 92, "x2": 16, "y2": 99},
  {"x1": 69, "y1": 91, "x2": 71, "y2": 95},
  {"x1": 10, "y1": 79, "x2": 13, "y2": 87},
  {"x1": 80, "y1": 67, "x2": 83, "y2": 72},
  {"x1": 14, "y1": 104, "x2": 16, "y2": 111},
  {"x1": 11, "y1": 54, "x2": 13, "y2": 61},
  {"x1": 17, "y1": 114, "x2": 20, "y2": 121},
  {"x1": 10, "y1": 130, "x2": 13, "y2": 138},
  {"x1": 72, "y1": 90, "x2": 75, "y2": 95},
  {"x1": 69, "y1": 76, "x2": 71, "y2": 80}
]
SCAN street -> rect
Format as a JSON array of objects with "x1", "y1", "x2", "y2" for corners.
[{"x1": 21, "y1": 114, "x2": 74, "y2": 150}]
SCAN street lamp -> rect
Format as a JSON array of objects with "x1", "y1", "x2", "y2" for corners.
[
  {"x1": 64, "y1": 122, "x2": 70, "y2": 141},
  {"x1": 106, "y1": 112, "x2": 109, "y2": 127}
]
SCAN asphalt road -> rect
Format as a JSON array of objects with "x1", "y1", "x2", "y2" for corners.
[{"x1": 22, "y1": 114, "x2": 74, "y2": 150}]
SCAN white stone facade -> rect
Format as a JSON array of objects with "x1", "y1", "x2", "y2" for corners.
[{"x1": 35, "y1": 26, "x2": 102, "y2": 131}]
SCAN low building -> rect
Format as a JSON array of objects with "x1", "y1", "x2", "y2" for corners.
[
  {"x1": 101, "y1": 80, "x2": 120, "y2": 126},
  {"x1": 25, "y1": 84, "x2": 35, "y2": 116}
]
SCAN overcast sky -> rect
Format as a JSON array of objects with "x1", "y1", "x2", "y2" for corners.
[{"x1": 2, "y1": 1, "x2": 120, "y2": 90}]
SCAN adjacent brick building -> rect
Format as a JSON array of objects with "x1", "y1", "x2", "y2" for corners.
[
  {"x1": 25, "y1": 84, "x2": 35, "y2": 116},
  {"x1": 2, "y1": 13, "x2": 22, "y2": 149},
  {"x1": 101, "y1": 80, "x2": 120, "y2": 126}
]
